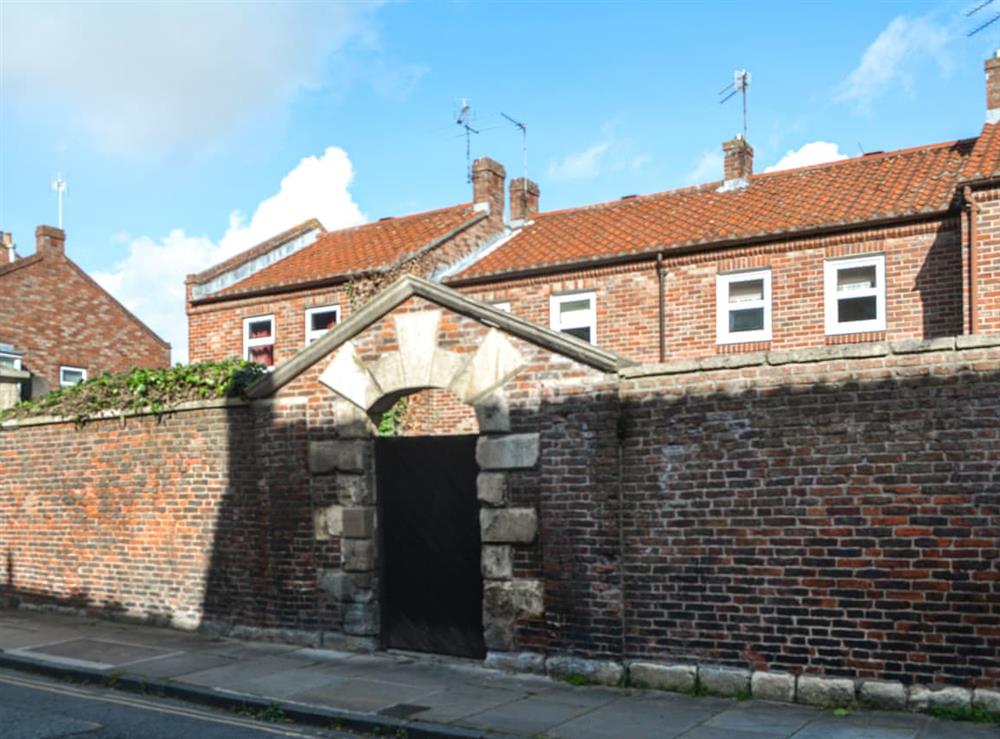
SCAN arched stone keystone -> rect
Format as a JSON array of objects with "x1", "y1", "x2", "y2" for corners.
[{"x1": 394, "y1": 311, "x2": 441, "y2": 387}]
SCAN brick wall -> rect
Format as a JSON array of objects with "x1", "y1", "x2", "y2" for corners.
[
  {"x1": 0, "y1": 235, "x2": 170, "y2": 393},
  {"x1": 619, "y1": 341, "x2": 1000, "y2": 687},
  {"x1": 2, "y1": 320, "x2": 998, "y2": 688},
  {"x1": 457, "y1": 217, "x2": 963, "y2": 364},
  {"x1": 0, "y1": 403, "x2": 254, "y2": 629}
]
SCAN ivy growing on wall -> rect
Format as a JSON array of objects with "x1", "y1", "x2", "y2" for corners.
[{"x1": 0, "y1": 358, "x2": 267, "y2": 423}]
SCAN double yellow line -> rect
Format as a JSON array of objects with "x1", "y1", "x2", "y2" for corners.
[{"x1": 0, "y1": 671, "x2": 327, "y2": 737}]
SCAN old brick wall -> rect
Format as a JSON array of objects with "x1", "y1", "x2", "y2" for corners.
[
  {"x1": 0, "y1": 248, "x2": 171, "y2": 392},
  {"x1": 619, "y1": 341, "x2": 1000, "y2": 687},
  {"x1": 456, "y1": 218, "x2": 963, "y2": 364},
  {"x1": 972, "y1": 186, "x2": 1000, "y2": 334},
  {"x1": 0, "y1": 403, "x2": 255, "y2": 629}
]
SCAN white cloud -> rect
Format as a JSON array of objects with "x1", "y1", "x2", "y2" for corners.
[
  {"x1": 547, "y1": 143, "x2": 611, "y2": 182},
  {"x1": 546, "y1": 129, "x2": 651, "y2": 183},
  {"x1": 93, "y1": 147, "x2": 365, "y2": 363},
  {"x1": 686, "y1": 150, "x2": 723, "y2": 184},
  {"x1": 836, "y1": 15, "x2": 954, "y2": 111},
  {"x1": 764, "y1": 141, "x2": 849, "y2": 173},
  {"x1": 1, "y1": 1, "x2": 387, "y2": 155}
]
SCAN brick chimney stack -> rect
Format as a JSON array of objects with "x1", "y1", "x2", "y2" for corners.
[
  {"x1": 472, "y1": 157, "x2": 506, "y2": 222},
  {"x1": 509, "y1": 177, "x2": 540, "y2": 223},
  {"x1": 986, "y1": 52, "x2": 1000, "y2": 123},
  {"x1": 722, "y1": 135, "x2": 754, "y2": 187},
  {"x1": 0, "y1": 232, "x2": 14, "y2": 264},
  {"x1": 36, "y1": 225, "x2": 65, "y2": 258}
]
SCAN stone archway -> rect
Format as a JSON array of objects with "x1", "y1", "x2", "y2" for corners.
[{"x1": 307, "y1": 309, "x2": 544, "y2": 657}]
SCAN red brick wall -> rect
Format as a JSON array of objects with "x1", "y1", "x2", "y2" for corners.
[
  {"x1": 0, "y1": 251, "x2": 170, "y2": 393},
  {"x1": 619, "y1": 343, "x2": 1000, "y2": 687},
  {"x1": 457, "y1": 218, "x2": 963, "y2": 364},
  {"x1": 972, "y1": 187, "x2": 1000, "y2": 333},
  {"x1": 0, "y1": 404, "x2": 256, "y2": 629}
]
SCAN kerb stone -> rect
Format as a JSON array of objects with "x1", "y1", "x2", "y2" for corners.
[
  {"x1": 700, "y1": 665, "x2": 750, "y2": 697},
  {"x1": 797, "y1": 675, "x2": 855, "y2": 708},
  {"x1": 751, "y1": 671, "x2": 795, "y2": 702},
  {"x1": 629, "y1": 662, "x2": 696, "y2": 692},
  {"x1": 859, "y1": 680, "x2": 906, "y2": 710}
]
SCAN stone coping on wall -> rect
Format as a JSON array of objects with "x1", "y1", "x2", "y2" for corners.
[
  {"x1": 0, "y1": 396, "x2": 248, "y2": 430},
  {"x1": 620, "y1": 333, "x2": 1000, "y2": 380},
  {"x1": 486, "y1": 652, "x2": 1000, "y2": 716}
]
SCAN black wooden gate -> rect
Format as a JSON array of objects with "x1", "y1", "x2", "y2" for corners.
[{"x1": 376, "y1": 435, "x2": 485, "y2": 659}]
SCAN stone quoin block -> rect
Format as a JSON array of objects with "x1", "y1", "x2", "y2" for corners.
[
  {"x1": 336, "y1": 474, "x2": 372, "y2": 505},
  {"x1": 481, "y1": 545, "x2": 513, "y2": 579},
  {"x1": 309, "y1": 440, "x2": 367, "y2": 474},
  {"x1": 474, "y1": 392, "x2": 510, "y2": 433},
  {"x1": 628, "y1": 662, "x2": 696, "y2": 692},
  {"x1": 475, "y1": 433, "x2": 540, "y2": 470},
  {"x1": 341, "y1": 507, "x2": 374, "y2": 539},
  {"x1": 341, "y1": 538, "x2": 375, "y2": 572},
  {"x1": 699, "y1": 666, "x2": 750, "y2": 697},
  {"x1": 482, "y1": 579, "x2": 544, "y2": 651},
  {"x1": 477, "y1": 472, "x2": 507, "y2": 505},
  {"x1": 797, "y1": 675, "x2": 856, "y2": 708},
  {"x1": 312, "y1": 504, "x2": 343, "y2": 541},
  {"x1": 317, "y1": 569, "x2": 354, "y2": 602},
  {"x1": 751, "y1": 671, "x2": 795, "y2": 703},
  {"x1": 480, "y1": 507, "x2": 538, "y2": 543},
  {"x1": 343, "y1": 603, "x2": 379, "y2": 636}
]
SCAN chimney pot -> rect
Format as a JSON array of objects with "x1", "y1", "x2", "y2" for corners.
[
  {"x1": 509, "y1": 177, "x2": 540, "y2": 222},
  {"x1": 471, "y1": 157, "x2": 506, "y2": 222},
  {"x1": 986, "y1": 52, "x2": 1000, "y2": 123},
  {"x1": 721, "y1": 136, "x2": 754, "y2": 188},
  {"x1": 35, "y1": 225, "x2": 65, "y2": 258}
]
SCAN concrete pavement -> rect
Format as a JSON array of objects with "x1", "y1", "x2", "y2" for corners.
[{"x1": 0, "y1": 609, "x2": 994, "y2": 738}]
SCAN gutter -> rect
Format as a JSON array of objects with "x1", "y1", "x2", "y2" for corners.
[
  {"x1": 190, "y1": 212, "x2": 488, "y2": 307},
  {"x1": 656, "y1": 253, "x2": 666, "y2": 363},
  {"x1": 444, "y1": 209, "x2": 959, "y2": 288}
]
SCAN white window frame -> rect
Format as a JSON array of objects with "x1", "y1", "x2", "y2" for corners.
[
  {"x1": 716, "y1": 269, "x2": 772, "y2": 344},
  {"x1": 490, "y1": 300, "x2": 511, "y2": 313},
  {"x1": 0, "y1": 352, "x2": 21, "y2": 371},
  {"x1": 243, "y1": 314, "x2": 275, "y2": 366},
  {"x1": 59, "y1": 366, "x2": 87, "y2": 387},
  {"x1": 304, "y1": 304, "x2": 340, "y2": 344},
  {"x1": 549, "y1": 291, "x2": 597, "y2": 345},
  {"x1": 824, "y1": 254, "x2": 886, "y2": 335}
]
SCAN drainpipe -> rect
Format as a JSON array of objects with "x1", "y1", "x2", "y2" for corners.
[
  {"x1": 615, "y1": 381, "x2": 628, "y2": 663},
  {"x1": 964, "y1": 186, "x2": 980, "y2": 335},
  {"x1": 656, "y1": 253, "x2": 666, "y2": 363}
]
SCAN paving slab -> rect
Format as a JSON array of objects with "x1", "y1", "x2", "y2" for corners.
[
  {"x1": 401, "y1": 683, "x2": 523, "y2": 723},
  {"x1": 237, "y1": 666, "x2": 349, "y2": 700},
  {"x1": 19, "y1": 638, "x2": 179, "y2": 668},
  {"x1": 702, "y1": 700, "x2": 819, "y2": 734},
  {"x1": 548, "y1": 695, "x2": 720, "y2": 739},
  {"x1": 295, "y1": 677, "x2": 441, "y2": 713},
  {"x1": 457, "y1": 694, "x2": 606, "y2": 735},
  {"x1": 175, "y1": 655, "x2": 316, "y2": 689},
  {"x1": 124, "y1": 651, "x2": 238, "y2": 680}
]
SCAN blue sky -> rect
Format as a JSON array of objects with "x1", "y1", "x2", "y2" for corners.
[{"x1": 1, "y1": 0, "x2": 996, "y2": 360}]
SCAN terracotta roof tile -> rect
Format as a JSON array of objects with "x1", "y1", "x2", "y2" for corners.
[
  {"x1": 207, "y1": 204, "x2": 481, "y2": 299},
  {"x1": 455, "y1": 134, "x2": 984, "y2": 281}
]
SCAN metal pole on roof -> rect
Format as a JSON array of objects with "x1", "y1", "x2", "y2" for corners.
[{"x1": 51, "y1": 174, "x2": 67, "y2": 229}]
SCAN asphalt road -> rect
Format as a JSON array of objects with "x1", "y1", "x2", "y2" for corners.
[{"x1": 0, "y1": 668, "x2": 361, "y2": 739}]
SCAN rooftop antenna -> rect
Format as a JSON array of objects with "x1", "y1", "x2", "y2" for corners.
[
  {"x1": 719, "y1": 69, "x2": 751, "y2": 139},
  {"x1": 501, "y1": 112, "x2": 528, "y2": 210},
  {"x1": 455, "y1": 99, "x2": 480, "y2": 183},
  {"x1": 51, "y1": 174, "x2": 67, "y2": 229},
  {"x1": 967, "y1": 0, "x2": 1000, "y2": 36}
]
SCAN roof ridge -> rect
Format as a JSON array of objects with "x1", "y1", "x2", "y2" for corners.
[{"x1": 528, "y1": 135, "x2": 978, "y2": 222}]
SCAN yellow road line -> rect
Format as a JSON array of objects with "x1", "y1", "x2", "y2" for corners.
[{"x1": 0, "y1": 672, "x2": 327, "y2": 737}]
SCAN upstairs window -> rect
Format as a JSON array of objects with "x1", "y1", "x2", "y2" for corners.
[
  {"x1": 0, "y1": 352, "x2": 21, "y2": 371},
  {"x1": 550, "y1": 291, "x2": 596, "y2": 344},
  {"x1": 305, "y1": 305, "x2": 340, "y2": 344},
  {"x1": 244, "y1": 315, "x2": 275, "y2": 367},
  {"x1": 824, "y1": 255, "x2": 886, "y2": 334},
  {"x1": 717, "y1": 269, "x2": 772, "y2": 344},
  {"x1": 60, "y1": 366, "x2": 86, "y2": 387}
]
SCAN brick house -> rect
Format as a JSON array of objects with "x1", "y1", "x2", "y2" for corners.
[
  {"x1": 188, "y1": 54, "x2": 1000, "y2": 373},
  {"x1": 0, "y1": 225, "x2": 170, "y2": 406},
  {"x1": 185, "y1": 158, "x2": 509, "y2": 366}
]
